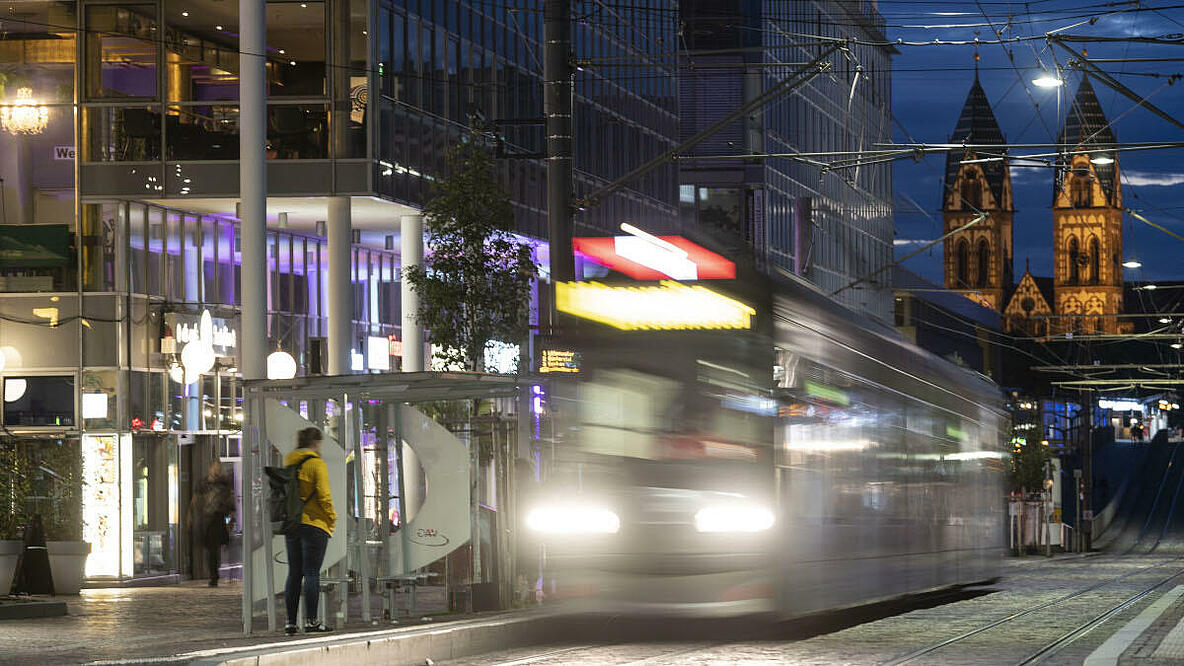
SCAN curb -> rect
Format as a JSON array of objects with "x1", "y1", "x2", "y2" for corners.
[{"x1": 181, "y1": 612, "x2": 551, "y2": 666}]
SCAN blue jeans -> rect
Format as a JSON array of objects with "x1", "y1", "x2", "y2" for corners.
[{"x1": 284, "y1": 524, "x2": 330, "y2": 625}]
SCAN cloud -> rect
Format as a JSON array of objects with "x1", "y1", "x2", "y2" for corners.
[
  {"x1": 894, "y1": 239, "x2": 937, "y2": 246},
  {"x1": 1124, "y1": 171, "x2": 1184, "y2": 187}
]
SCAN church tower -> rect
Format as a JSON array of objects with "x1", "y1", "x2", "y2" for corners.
[
  {"x1": 942, "y1": 68, "x2": 1013, "y2": 311},
  {"x1": 1052, "y1": 77, "x2": 1128, "y2": 334}
]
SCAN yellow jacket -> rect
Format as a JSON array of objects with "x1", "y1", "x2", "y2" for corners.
[{"x1": 283, "y1": 449, "x2": 337, "y2": 536}]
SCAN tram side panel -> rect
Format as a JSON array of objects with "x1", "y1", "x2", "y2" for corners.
[{"x1": 771, "y1": 299, "x2": 1005, "y2": 617}]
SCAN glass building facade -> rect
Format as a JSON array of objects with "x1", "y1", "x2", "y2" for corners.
[
  {"x1": 0, "y1": 0, "x2": 680, "y2": 585},
  {"x1": 374, "y1": 0, "x2": 680, "y2": 236},
  {"x1": 679, "y1": 0, "x2": 895, "y2": 322}
]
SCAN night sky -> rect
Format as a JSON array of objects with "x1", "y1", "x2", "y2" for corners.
[{"x1": 884, "y1": 1, "x2": 1184, "y2": 284}]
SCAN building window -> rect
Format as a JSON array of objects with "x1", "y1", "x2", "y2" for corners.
[
  {"x1": 1071, "y1": 176, "x2": 1091, "y2": 208},
  {"x1": 85, "y1": 5, "x2": 159, "y2": 100},
  {"x1": 976, "y1": 240, "x2": 990, "y2": 288},
  {"x1": 1090, "y1": 236, "x2": 1101, "y2": 285},
  {"x1": 956, "y1": 239, "x2": 970, "y2": 287},
  {"x1": 961, "y1": 171, "x2": 982, "y2": 210},
  {"x1": 1068, "y1": 236, "x2": 1081, "y2": 285}
]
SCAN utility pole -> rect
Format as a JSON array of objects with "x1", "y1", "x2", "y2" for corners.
[{"x1": 544, "y1": 0, "x2": 574, "y2": 286}]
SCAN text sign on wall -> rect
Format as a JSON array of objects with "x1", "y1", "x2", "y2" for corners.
[
  {"x1": 163, "y1": 311, "x2": 238, "y2": 356},
  {"x1": 53, "y1": 146, "x2": 75, "y2": 160}
]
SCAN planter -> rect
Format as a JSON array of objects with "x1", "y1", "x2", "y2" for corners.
[
  {"x1": 46, "y1": 541, "x2": 90, "y2": 595},
  {"x1": 0, "y1": 540, "x2": 21, "y2": 595}
]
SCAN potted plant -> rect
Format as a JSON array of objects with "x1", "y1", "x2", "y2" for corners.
[
  {"x1": 40, "y1": 440, "x2": 89, "y2": 594},
  {"x1": 0, "y1": 443, "x2": 30, "y2": 595}
]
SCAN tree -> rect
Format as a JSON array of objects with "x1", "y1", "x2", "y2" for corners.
[
  {"x1": 406, "y1": 136, "x2": 537, "y2": 372},
  {"x1": 1010, "y1": 436, "x2": 1052, "y2": 494}
]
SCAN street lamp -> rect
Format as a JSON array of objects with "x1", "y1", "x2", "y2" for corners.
[
  {"x1": 1091, "y1": 155, "x2": 1115, "y2": 165},
  {"x1": 1032, "y1": 72, "x2": 1064, "y2": 88},
  {"x1": 1123, "y1": 260, "x2": 1142, "y2": 268}
]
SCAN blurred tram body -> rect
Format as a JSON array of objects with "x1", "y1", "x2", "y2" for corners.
[{"x1": 531, "y1": 256, "x2": 1006, "y2": 618}]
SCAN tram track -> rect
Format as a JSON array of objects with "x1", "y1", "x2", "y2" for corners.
[
  {"x1": 470, "y1": 555, "x2": 1184, "y2": 666},
  {"x1": 882, "y1": 555, "x2": 1184, "y2": 665}
]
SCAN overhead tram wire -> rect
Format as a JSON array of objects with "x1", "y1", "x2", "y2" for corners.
[{"x1": 972, "y1": 0, "x2": 1059, "y2": 141}]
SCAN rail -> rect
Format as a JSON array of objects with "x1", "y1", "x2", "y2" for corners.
[{"x1": 880, "y1": 555, "x2": 1184, "y2": 665}]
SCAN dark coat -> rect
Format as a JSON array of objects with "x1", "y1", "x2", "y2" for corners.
[{"x1": 195, "y1": 475, "x2": 234, "y2": 547}]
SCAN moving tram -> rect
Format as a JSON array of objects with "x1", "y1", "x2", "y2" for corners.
[{"x1": 527, "y1": 236, "x2": 1007, "y2": 618}]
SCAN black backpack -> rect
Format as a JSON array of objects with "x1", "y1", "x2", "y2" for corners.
[{"x1": 264, "y1": 456, "x2": 318, "y2": 536}]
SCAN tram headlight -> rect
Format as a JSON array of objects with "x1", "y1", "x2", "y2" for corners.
[
  {"x1": 525, "y1": 504, "x2": 621, "y2": 535},
  {"x1": 694, "y1": 503, "x2": 775, "y2": 533}
]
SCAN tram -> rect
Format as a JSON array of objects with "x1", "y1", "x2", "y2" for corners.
[{"x1": 526, "y1": 233, "x2": 1007, "y2": 618}]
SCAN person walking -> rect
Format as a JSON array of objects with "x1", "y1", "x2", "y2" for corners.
[
  {"x1": 192, "y1": 460, "x2": 234, "y2": 586},
  {"x1": 283, "y1": 427, "x2": 337, "y2": 635}
]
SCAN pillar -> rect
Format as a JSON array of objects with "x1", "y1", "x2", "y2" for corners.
[
  {"x1": 15, "y1": 136, "x2": 32, "y2": 223},
  {"x1": 239, "y1": 0, "x2": 267, "y2": 380},
  {"x1": 544, "y1": 0, "x2": 574, "y2": 284},
  {"x1": 400, "y1": 214, "x2": 424, "y2": 372},
  {"x1": 327, "y1": 196, "x2": 353, "y2": 375}
]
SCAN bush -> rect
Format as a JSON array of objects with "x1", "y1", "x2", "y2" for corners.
[
  {"x1": 33, "y1": 440, "x2": 84, "y2": 542},
  {"x1": 0, "y1": 443, "x2": 30, "y2": 540}
]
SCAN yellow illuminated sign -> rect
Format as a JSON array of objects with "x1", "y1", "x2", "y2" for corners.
[{"x1": 556, "y1": 281, "x2": 755, "y2": 330}]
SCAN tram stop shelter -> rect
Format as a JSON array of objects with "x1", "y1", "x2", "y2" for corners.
[{"x1": 238, "y1": 372, "x2": 525, "y2": 634}]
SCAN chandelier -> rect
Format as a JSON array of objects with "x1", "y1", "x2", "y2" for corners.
[{"x1": 0, "y1": 88, "x2": 49, "y2": 135}]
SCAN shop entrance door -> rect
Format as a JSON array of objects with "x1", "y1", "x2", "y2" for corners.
[{"x1": 180, "y1": 434, "x2": 241, "y2": 582}]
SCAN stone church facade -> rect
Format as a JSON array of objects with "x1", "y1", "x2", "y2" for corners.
[{"x1": 942, "y1": 75, "x2": 1131, "y2": 336}]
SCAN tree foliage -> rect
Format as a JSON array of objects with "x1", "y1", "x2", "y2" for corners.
[
  {"x1": 1010, "y1": 437, "x2": 1052, "y2": 494},
  {"x1": 405, "y1": 137, "x2": 536, "y2": 371}
]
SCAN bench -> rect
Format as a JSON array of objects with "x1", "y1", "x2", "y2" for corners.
[{"x1": 375, "y1": 572, "x2": 438, "y2": 622}]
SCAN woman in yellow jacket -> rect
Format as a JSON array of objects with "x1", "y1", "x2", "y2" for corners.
[{"x1": 283, "y1": 427, "x2": 337, "y2": 635}]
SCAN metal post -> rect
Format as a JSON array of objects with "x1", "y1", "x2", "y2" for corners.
[
  {"x1": 1084, "y1": 393, "x2": 1094, "y2": 551},
  {"x1": 400, "y1": 215, "x2": 424, "y2": 372},
  {"x1": 394, "y1": 404, "x2": 410, "y2": 576},
  {"x1": 239, "y1": 0, "x2": 267, "y2": 380},
  {"x1": 241, "y1": 393, "x2": 254, "y2": 634},
  {"x1": 327, "y1": 197, "x2": 352, "y2": 375},
  {"x1": 261, "y1": 399, "x2": 276, "y2": 633},
  {"x1": 544, "y1": 0, "x2": 574, "y2": 285},
  {"x1": 346, "y1": 393, "x2": 371, "y2": 622},
  {"x1": 1074, "y1": 468, "x2": 1083, "y2": 553}
]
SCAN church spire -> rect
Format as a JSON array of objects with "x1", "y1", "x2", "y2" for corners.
[
  {"x1": 1056, "y1": 76, "x2": 1120, "y2": 206},
  {"x1": 944, "y1": 75, "x2": 1008, "y2": 210}
]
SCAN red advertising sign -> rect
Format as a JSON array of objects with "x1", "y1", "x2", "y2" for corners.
[{"x1": 573, "y1": 235, "x2": 735, "y2": 280}]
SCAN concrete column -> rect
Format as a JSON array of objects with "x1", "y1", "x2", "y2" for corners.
[
  {"x1": 400, "y1": 214, "x2": 423, "y2": 372},
  {"x1": 239, "y1": 0, "x2": 267, "y2": 380},
  {"x1": 327, "y1": 196, "x2": 353, "y2": 375}
]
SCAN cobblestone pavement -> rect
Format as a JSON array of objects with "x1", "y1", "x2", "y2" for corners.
[
  {"x1": 451, "y1": 554, "x2": 1184, "y2": 665},
  {"x1": 2, "y1": 579, "x2": 452, "y2": 665}
]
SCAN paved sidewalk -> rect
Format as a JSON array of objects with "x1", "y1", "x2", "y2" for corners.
[{"x1": 3, "y1": 580, "x2": 481, "y2": 665}]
